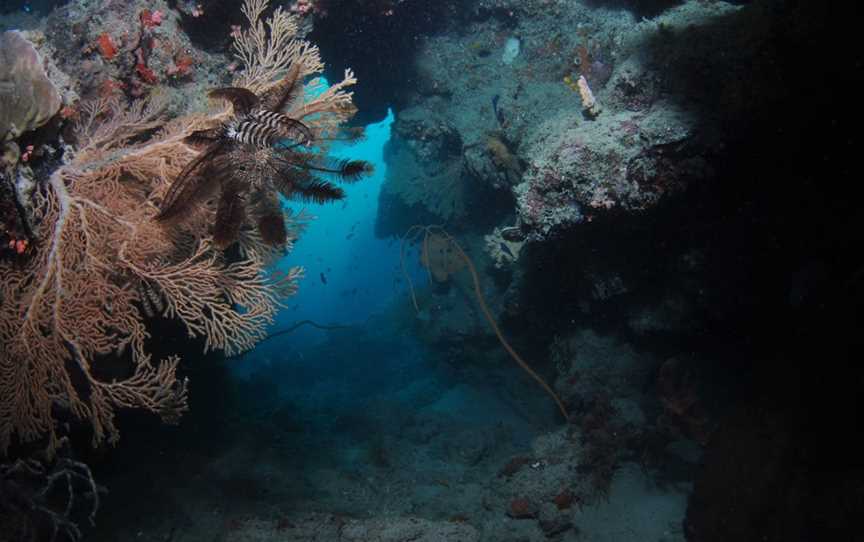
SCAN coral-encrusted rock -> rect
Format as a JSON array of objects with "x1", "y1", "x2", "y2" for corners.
[
  {"x1": 514, "y1": 102, "x2": 711, "y2": 241},
  {"x1": 539, "y1": 513, "x2": 574, "y2": 537},
  {"x1": 497, "y1": 455, "x2": 533, "y2": 479},
  {"x1": 507, "y1": 497, "x2": 537, "y2": 519},
  {"x1": 552, "y1": 489, "x2": 576, "y2": 510},
  {"x1": 43, "y1": 0, "x2": 218, "y2": 111},
  {"x1": 463, "y1": 133, "x2": 523, "y2": 191},
  {"x1": 0, "y1": 31, "x2": 62, "y2": 142},
  {"x1": 393, "y1": 106, "x2": 464, "y2": 172}
]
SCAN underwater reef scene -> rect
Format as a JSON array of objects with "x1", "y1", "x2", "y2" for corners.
[{"x1": 0, "y1": 0, "x2": 860, "y2": 540}]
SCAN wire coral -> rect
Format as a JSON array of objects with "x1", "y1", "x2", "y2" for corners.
[
  {"x1": 400, "y1": 225, "x2": 569, "y2": 421},
  {"x1": 0, "y1": 454, "x2": 101, "y2": 542},
  {"x1": 0, "y1": 0, "x2": 355, "y2": 456}
]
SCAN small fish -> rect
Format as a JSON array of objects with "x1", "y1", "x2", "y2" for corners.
[
  {"x1": 500, "y1": 242, "x2": 515, "y2": 259},
  {"x1": 345, "y1": 233, "x2": 354, "y2": 240},
  {"x1": 319, "y1": 272, "x2": 327, "y2": 284}
]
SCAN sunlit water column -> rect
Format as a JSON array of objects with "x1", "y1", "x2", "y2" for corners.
[{"x1": 242, "y1": 108, "x2": 425, "y2": 368}]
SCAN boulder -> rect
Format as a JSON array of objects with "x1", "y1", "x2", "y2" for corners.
[{"x1": 0, "y1": 31, "x2": 62, "y2": 142}]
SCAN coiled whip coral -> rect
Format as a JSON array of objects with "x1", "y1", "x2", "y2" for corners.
[{"x1": 401, "y1": 225, "x2": 569, "y2": 421}]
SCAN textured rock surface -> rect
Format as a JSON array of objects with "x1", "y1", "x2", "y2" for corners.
[
  {"x1": 220, "y1": 514, "x2": 479, "y2": 542},
  {"x1": 515, "y1": 103, "x2": 710, "y2": 240},
  {"x1": 374, "y1": 0, "x2": 749, "y2": 243},
  {"x1": 0, "y1": 30, "x2": 61, "y2": 141}
]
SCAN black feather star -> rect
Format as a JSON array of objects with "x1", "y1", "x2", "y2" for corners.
[{"x1": 156, "y1": 71, "x2": 373, "y2": 249}]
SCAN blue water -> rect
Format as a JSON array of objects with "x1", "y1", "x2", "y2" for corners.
[
  {"x1": 280, "y1": 108, "x2": 397, "y2": 323},
  {"x1": 237, "y1": 109, "x2": 427, "y2": 372}
]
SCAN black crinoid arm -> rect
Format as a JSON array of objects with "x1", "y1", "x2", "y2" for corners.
[{"x1": 155, "y1": 82, "x2": 373, "y2": 250}]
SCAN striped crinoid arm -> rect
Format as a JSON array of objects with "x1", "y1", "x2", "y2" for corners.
[
  {"x1": 248, "y1": 185, "x2": 287, "y2": 247},
  {"x1": 247, "y1": 110, "x2": 313, "y2": 146},
  {"x1": 155, "y1": 141, "x2": 229, "y2": 222},
  {"x1": 257, "y1": 62, "x2": 304, "y2": 113},
  {"x1": 213, "y1": 179, "x2": 248, "y2": 250}
]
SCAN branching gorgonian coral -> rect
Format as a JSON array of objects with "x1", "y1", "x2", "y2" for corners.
[{"x1": 0, "y1": 0, "x2": 358, "y2": 456}]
